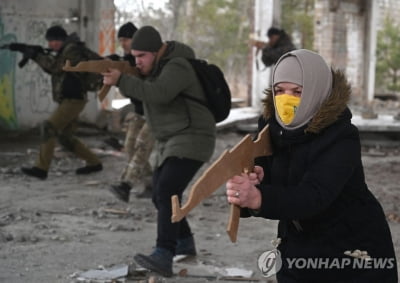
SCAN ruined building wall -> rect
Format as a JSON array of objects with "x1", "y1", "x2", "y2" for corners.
[
  {"x1": 314, "y1": 0, "x2": 367, "y2": 103},
  {"x1": 378, "y1": 0, "x2": 400, "y2": 25},
  {"x1": 314, "y1": 0, "x2": 400, "y2": 105},
  {"x1": 0, "y1": 0, "x2": 115, "y2": 130}
]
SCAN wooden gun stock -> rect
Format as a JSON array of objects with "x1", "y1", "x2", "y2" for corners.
[
  {"x1": 171, "y1": 125, "x2": 273, "y2": 243},
  {"x1": 62, "y1": 60, "x2": 140, "y2": 102}
]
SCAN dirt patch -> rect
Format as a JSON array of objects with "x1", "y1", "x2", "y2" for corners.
[{"x1": 0, "y1": 128, "x2": 398, "y2": 282}]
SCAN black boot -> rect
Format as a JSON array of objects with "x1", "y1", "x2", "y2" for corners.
[
  {"x1": 21, "y1": 167, "x2": 48, "y2": 180},
  {"x1": 76, "y1": 164, "x2": 103, "y2": 175},
  {"x1": 176, "y1": 235, "x2": 197, "y2": 257},
  {"x1": 134, "y1": 248, "x2": 173, "y2": 277},
  {"x1": 103, "y1": 137, "x2": 124, "y2": 151},
  {"x1": 109, "y1": 182, "x2": 131, "y2": 203}
]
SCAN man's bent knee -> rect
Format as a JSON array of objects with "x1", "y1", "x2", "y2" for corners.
[
  {"x1": 40, "y1": 120, "x2": 57, "y2": 142},
  {"x1": 58, "y1": 135, "x2": 76, "y2": 151}
]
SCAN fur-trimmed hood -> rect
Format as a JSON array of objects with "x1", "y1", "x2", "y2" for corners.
[{"x1": 262, "y1": 69, "x2": 352, "y2": 134}]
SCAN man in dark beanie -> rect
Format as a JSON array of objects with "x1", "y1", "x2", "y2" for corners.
[
  {"x1": 118, "y1": 22, "x2": 137, "y2": 38},
  {"x1": 118, "y1": 22, "x2": 137, "y2": 37},
  {"x1": 103, "y1": 25, "x2": 216, "y2": 277},
  {"x1": 130, "y1": 25, "x2": 162, "y2": 53},
  {"x1": 117, "y1": 22, "x2": 138, "y2": 61},
  {"x1": 45, "y1": 25, "x2": 68, "y2": 41},
  {"x1": 21, "y1": 25, "x2": 102, "y2": 180},
  {"x1": 107, "y1": 21, "x2": 155, "y2": 201},
  {"x1": 266, "y1": 26, "x2": 282, "y2": 38},
  {"x1": 261, "y1": 26, "x2": 296, "y2": 67}
]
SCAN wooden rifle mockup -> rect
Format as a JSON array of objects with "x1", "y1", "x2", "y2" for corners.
[
  {"x1": 63, "y1": 59, "x2": 140, "y2": 101},
  {"x1": 171, "y1": 125, "x2": 272, "y2": 243},
  {"x1": 62, "y1": 43, "x2": 168, "y2": 101}
]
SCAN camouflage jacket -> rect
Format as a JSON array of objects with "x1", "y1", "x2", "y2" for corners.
[{"x1": 33, "y1": 34, "x2": 88, "y2": 103}]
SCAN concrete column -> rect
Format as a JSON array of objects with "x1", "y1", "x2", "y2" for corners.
[
  {"x1": 79, "y1": 0, "x2": 116, "y2": 121},
  {"x1": 364, "y1": 0, "x2": 378, "y2": 103},
  {"x1": 251, "y1": 0, "x2": 278, "y2": 111}
]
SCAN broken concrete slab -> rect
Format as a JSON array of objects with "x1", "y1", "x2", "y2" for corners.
[{"x1": 76, "y1": 264, "x2": 128, "y2": 282}]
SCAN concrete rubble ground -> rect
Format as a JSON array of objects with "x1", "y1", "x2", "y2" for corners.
[{"x1": 0, "y1": 105, "x2": 399, "y2": 283}]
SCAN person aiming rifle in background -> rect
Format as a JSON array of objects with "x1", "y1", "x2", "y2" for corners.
[
  {"x1": 0, "y1": 43, "x2": 51, "y2": 68},
  {"x1": 5, "y1": 25, "x2": 103, "y2": 180},
  {"x1": 251, "y1": 27, "x2": 296, "y2": 68}
]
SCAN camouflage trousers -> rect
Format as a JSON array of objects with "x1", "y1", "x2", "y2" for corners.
[
  {"x1": 121, "y1": 113, "x2": 154, "y2": 185},
  {"x1": 36, "y1": 99, "x2": 101, "y2": 171}
]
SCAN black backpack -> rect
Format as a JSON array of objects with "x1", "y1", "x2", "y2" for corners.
[
  {"x1": 159, "y1": 58, "x2": 231, "y2": 123},
  {"x1": 184, "y1": 59, "x2": 231, "y2": 123}
]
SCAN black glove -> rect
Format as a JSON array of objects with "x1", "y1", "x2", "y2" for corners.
[{"x1": 106, "y1": 54, "x2": 121, "y2": 61}]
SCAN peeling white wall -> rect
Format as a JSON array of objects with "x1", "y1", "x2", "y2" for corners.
[{"x1": 0, "y1": 0, "x2": 115, "y2": 130}]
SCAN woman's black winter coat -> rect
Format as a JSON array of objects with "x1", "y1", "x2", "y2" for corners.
[{"x1": 248, "y1": 70, "x2": 398, "y2": 282}]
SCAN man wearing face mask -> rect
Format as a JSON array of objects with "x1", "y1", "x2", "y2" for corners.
[{"x1": 226, "y1": 50, "x2": 397, "y2": 282}]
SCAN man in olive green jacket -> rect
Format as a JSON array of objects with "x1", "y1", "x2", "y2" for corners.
[
  {"x1": 103, "y1": 26, "x2": 216, "y2": 277},
  {"x1": 21, "y1": 25, "x2": 102, "y2": 180}
]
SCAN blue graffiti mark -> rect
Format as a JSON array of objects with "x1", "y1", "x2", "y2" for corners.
[{"x1": 0, "y1": 15, "x2": 18, "y2": 129}]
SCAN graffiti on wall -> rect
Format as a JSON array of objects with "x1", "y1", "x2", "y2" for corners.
[
  {"x1": 22, "y1": 20, "x2": 53, "y2": 114},
  {"x1": 99, "y1": 9, "x2": 115, "y2": 56},
  {"x1": 0, "y1": 16, "x2": 56, "y2": 129},
  {"x1": 0, "y1": 16, "x2": 18, "y2": 129}
]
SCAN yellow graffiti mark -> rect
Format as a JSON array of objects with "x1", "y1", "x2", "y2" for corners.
[{"x1": 0, "y1": 73, "x2": 16, "y2": 125}]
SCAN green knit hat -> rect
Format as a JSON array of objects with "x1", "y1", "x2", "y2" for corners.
[{"x1": 131, "y1": 26, "x2": 162, "y2": 52}]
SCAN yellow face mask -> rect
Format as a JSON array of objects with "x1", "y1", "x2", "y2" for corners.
[{"x1": 275, "y1": 94, "x2": 301, "y2": 124}]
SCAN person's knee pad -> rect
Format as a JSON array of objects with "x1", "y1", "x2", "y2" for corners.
[
  {"x1": 58, "y1": 134, "x2": 76, "y2": 152},
  {"x1": 40, "y1": 120, "x2": 57, "y2": 142}
]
